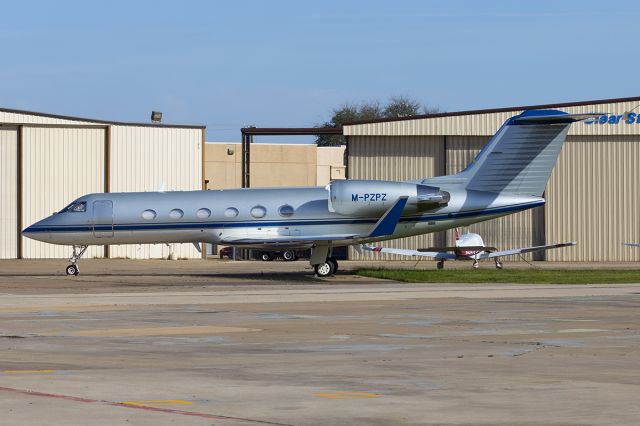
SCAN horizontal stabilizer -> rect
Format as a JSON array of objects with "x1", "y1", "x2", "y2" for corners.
[
  {"x1": 624, "y1": 243, "x2": 640, "y2": 248},
  {"x1": 511, "y1": 112, "x2": 603, "y2": 125}
]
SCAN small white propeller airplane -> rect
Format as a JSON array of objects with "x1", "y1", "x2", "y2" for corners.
[{"x1": 361, "y1": 229, "x2": 576, "y2": 269}]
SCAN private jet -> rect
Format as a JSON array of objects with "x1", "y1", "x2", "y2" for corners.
[{"x1": 23, "y1": 109, "x2": 599, "y2": 277}]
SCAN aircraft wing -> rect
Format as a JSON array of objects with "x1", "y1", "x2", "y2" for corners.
[
  {"x1": 220, "y1": 196, "x2": 409, "y2": 248},
  {"x1": 475, "y1": 242, "x2": 576, "y2": 259},
  {"x1": 360, "y1": 244, "x2": 457, "y2": 260},
  {"x1": 624, "y1": 243, "x2": 640, "y2": 248}
]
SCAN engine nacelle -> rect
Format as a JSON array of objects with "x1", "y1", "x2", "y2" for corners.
[{"x1": 327, "y1": 179, "x2": 449, "y2": 216}]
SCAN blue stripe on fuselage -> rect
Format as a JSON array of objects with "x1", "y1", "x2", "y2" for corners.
[{"x1": 24, "y1": 201, "x2": 544, "y2": 234}]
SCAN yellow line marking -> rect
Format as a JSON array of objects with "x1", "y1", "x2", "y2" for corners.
[
  {"x1": 1, "y1": 370, "x2": 56, "y2": 374},
  {"x1": 42, "y1": 325, "x2": 261, "y2": 337},
  {"x1": 314, "y1": 391, "x2": 381, "y2": 399},
  {"x1": 120, "y1": 399, "x2": 193, "y2": 407}
]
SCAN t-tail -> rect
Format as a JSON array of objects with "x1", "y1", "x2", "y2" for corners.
[{"x1": 452, "y1": 110, "x2": 600, "y2": 197}]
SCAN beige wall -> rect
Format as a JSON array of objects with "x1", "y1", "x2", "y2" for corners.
[{"x1": 205, "y1": 143, "x2": 345, "y2": 189}]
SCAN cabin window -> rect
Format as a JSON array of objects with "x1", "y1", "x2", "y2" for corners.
[
  {"x1": 64, "y1": 201, "x2": 86, "y2": 213},
  {"x1": 142, "y1": 209, "x2": 157, "y2": 220},
  {"x1": 224, "y1": 207, "x2": 239, "y2": 218},
  {"x1": 196, "y1": 208, "x2": 211, "y2": 218},
  {"x1": 278, "y1": 205, "x2": 294, "y2": 217},
  {"x1": 169, "y1": 209, "x2": 184, "y2": 219},
  {"x1": 251, "y1": 206, "x2": 267, "y2": 218}
]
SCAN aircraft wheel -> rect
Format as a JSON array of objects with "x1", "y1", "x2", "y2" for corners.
[
  {"x1": 282, "y1": 250, "x2": 296, "y2": 261},
  {"x1": 472, "y1": 261, "x2": 479, "y2": 269},
  {"x1": 314, "y1": 261, "x2": 333, "y2": 277},
  {"x1": 66, "y1": 264, "x2": 79, "y2": 276},
  {"x1": 495, "y1": 260, "x2": 503, "y2": 270},
  {"x1": 436, "y1": 260, "x2": 444, "y2": 270},
  {"x1": 260, "y1": 252, "x2": 273, "y2": 262}
]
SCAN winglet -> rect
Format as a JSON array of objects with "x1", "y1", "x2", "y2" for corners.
[{"x1": 368, "y1": 196, "x2": 408, "y2": 238}]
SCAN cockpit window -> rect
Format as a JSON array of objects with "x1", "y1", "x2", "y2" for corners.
[{"x1": 63, "y1": 202, "x2": 86, "y2": 213}]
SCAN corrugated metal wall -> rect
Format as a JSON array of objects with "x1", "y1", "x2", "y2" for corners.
[
  {"x1": 546, "y1": 136, "x2": 640, "y2": 261},
  {"x1": 348, "y1": 136, "x2": 444, "y2": 260},
  {"x1": 445, "y1": 136, "x2": 540, "y2": 259},
  {"x1": 22, "y1": 127, "x2": 105, "y2": 259},
  {"x1": 109, "y1": 126, "x2": 202, "y2": 259},
  {"x1": 0, "y1": 128, "x2": 18, "y2": 259}
]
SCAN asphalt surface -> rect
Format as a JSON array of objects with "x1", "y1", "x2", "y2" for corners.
[{"x1": 1, "y1": 259, "x2": 639, "y2": 425}]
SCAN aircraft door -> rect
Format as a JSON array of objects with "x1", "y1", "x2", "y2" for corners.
[{"x1": 92, "y1": 200, "x2": 113, "y2": 238}]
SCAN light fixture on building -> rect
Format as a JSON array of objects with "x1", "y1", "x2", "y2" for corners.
[{"x1": 150, "y1": 111, "x2": 163, "y2": 123}]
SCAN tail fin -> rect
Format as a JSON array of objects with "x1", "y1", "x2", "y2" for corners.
[{"x1": 456, "y1": 110, "x2": 599, "y2": 197}]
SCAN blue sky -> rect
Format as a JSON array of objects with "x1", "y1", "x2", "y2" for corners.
[{"x1": 2, "y1": 0, "x2": 639, "y2": 142}]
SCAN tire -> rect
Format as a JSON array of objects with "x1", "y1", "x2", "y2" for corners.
[
  {"x1": 472, "y1": 261, "x2": 479, "y2": 269},
  {"x1": 66, "y1": 264, "x2": 79, "y2": 276},
  {"x1": 437, "y1": 260, "x2": 444, "y2": 270},
  {"x1": 260, "y1": 252, "x2": 273, "y2": 262},
  {"x1": 495, "y1": 261, "x2": 503, "y2": 270},
  {"x1": 314, "y1": 261, "x2": 333, "y2": 277},
  {"x1": 282, "y1": 250, "x2": 296, "y2": 261}
]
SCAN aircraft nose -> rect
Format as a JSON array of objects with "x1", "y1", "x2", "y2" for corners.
[{"x1": 22, "y1": 217, "x2": 54, "y2": 242}]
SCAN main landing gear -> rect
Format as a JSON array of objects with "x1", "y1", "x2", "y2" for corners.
[
  {"x1": 66, "y1": 245, "x2": 87, "y2": 276},
  {"x1": 314, "y1": 257, "x2": 338, "y2": 278},
  {"x1": 310, "y1": 245, "x2": 338, "y2": 278},
  {"x1": 494, "y1": 258, "x2": 503, "y2": 269}
]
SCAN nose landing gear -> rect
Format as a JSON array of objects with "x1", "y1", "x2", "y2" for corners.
[{"x1": 66, "y1": 245, "x2": 88, "y2": 276}]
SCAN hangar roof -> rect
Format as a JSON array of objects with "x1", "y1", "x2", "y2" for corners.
[
  {"x1": 344, "y1": 95, "x2": 640, "y2": 125},
  {"x1": 0, "y1": 106, "x2": 205, "y2": 129},
  {"x1": 343, "y1": 96, "x2": 640, "y2": 137}
]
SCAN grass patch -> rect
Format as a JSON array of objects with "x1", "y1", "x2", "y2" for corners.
[{"x1": 355, "y1": 268, "x2": 640, "y2": 284}]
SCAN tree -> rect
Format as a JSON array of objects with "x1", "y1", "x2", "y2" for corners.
[{"x1": 316, "y1": 96, "x2": 440, "y2": 146}]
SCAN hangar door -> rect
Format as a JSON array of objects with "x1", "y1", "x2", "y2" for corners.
[
  {"x1": 0, "y1": 127, "x2": 18, "y2": 259},
  {"x1": 21, "y1": 126, "x2": 105, "y2": 259},
  {"x1": 546, "y1": 136, "x2": 640, "y2": 262}
]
